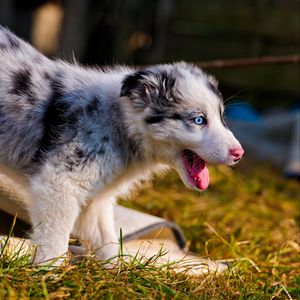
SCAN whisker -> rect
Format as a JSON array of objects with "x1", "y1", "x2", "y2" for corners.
[{"x1": 223, "y1": 88, "x2": 248, "y2": 105}]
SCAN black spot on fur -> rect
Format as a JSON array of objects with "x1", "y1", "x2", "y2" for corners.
[
  {"x1": 75, "y1": 147, "x2": 85, "y2": 159},
  {"x1": 145, "y1": 114, "x2": 165, "y2": 124},
  {"x1": 11, "y1": 68, "x2": 37, "y2": 104},
  {"x1": 11, "y1": 69, "x2": 31, "y2": 95},
  {"x1": 34, "y1": 100, "x2": 67, "y2": 160},
  {"x1": 33, "y1": 75, "x2": 78, "y2": 162},
  {"x1": 50, "y1": 75, "x2": 65, "y2": 99},
  {"x1": 145, "y1": 111, "x2": 182, "y2": 124},
  {"x1": 102, "y1": 136, "x2": 109, "y2": 143},
  {"x1": 43, "y1": 72, "x2": 51, "y2": 80},
  {"x1": 86, "y1": 97, "x2": 99, "y2": 117},
  {"x1": 65, "y1": 156, "x2": 75, "y2": 172},
  {"x1": 65, "y1": 148, "x2": 87, "y2": 172},
  {"x1": 97, "y1": 147, "x2": 106, "y2": 155},
  {"x1": 145, "y1": 108, "x2": 166, "y2": 123},
  {"x1": 171, "y1": 113, "x2": 182, "y2": 120}
]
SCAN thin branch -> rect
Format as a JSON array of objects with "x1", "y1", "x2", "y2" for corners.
[{"x1": 196, "y1": 54, "x2": 300, "y2": 69}]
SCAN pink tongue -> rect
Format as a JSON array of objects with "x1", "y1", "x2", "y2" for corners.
[
  {"x1": 194, "y1": 165, "x2": 209, "y2": 191},
  {"x1": 195, "y1": 166, "x2": 210, "y2": 190},
  {"x1": 191, "y1": 153, "x2": 210, "y2": 190}
]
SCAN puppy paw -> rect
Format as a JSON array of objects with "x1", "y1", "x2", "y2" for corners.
[
  {"x1": 32, "y1": 246, "x2": 68, "y2": 267},
  {"x1": 96, "y1": 242, "x2": 119, "y2": 267}
]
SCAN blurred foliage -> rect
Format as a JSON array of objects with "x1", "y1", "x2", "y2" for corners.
[{"x1": 0, "y1": 0, "x2": 299, "y2": 110}]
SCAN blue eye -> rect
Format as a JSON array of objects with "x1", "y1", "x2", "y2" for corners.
[{"x1": 194, "y1": 116, "x2": 207, "y2": 125}]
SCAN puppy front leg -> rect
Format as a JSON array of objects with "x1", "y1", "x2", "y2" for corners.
[
  {"x1": 96, "y1": 198, "x2": 119, "y2": 261},
  {"x1": 74, "y1": 197, "x2": 119, "y2": 262},
  {"x1": 29, "y1": 165, "x2": 86, "y2": 266}
]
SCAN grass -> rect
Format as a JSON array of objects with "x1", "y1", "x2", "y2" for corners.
[{"x1": 0, "y1": 159, "x2": 299, "y2": 299}]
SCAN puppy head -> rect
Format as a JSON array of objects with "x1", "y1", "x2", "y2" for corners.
[{"x1": 120, "y1": 62, "x2": 244, "y2": 191}]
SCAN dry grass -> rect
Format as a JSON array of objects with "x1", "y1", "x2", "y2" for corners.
[{"x1": 0, "y1": 159, "x2": 299, "y2": 299}]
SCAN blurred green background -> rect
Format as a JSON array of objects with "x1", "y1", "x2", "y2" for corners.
[{"x1": 1, "y1": 0, "x2": 299, "y2": 110}]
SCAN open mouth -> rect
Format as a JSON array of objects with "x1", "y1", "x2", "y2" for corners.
[{"x1": 181, "y1": 149, "x2": 210, "y2": 191}]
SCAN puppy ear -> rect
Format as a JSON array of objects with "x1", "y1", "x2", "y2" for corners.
[
  {"x1": 120, "y1": 69, "x2": 176, "y2": 109},
  {"x1": 120, "y1": 71, "x2": 145, "y2": 97},
  {"x1": 120, "y1": 71, "x2": 153, "y2": 109}
]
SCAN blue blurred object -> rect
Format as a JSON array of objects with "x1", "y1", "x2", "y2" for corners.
[
  {"x1": 290, "y1": 98, "x2": 300, "y2": 111},
  {"x1": 225, "y1": 102, "x2": 260, "y2": 122}
]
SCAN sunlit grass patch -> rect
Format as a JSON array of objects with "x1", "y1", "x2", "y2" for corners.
[{"x1": 1, "y1": 159, "x2": 299, "y2": 299}]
